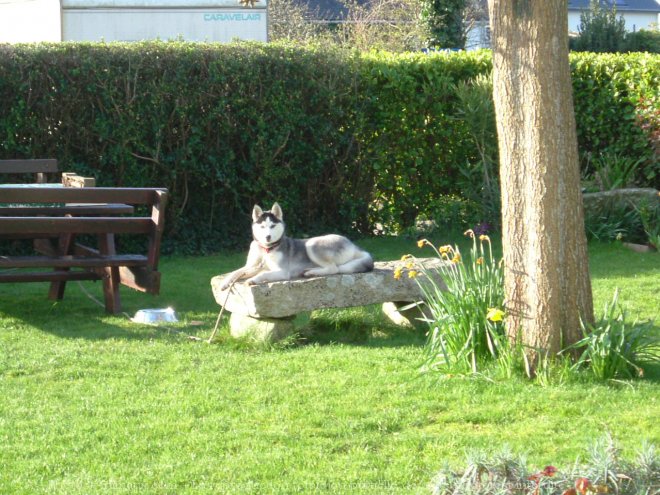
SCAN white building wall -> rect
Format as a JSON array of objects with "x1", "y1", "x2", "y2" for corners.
[
  {"x1": 0, "y1": 0, "x2": 61, "y2": 42},
  {"x1": 62, "y1": 8, "x2": 267, "y2": 41},
  {"x1": 61, "y1": 0, "x2": 268, "y2": 41},
  {"x1": 0, "y1": 0, "x2": 267, "y2": 43},
  {"x1": 568, "y1": 10, "x2": 658, "y2": 33}
]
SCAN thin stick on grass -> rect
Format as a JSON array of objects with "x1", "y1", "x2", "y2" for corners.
[{"x1": 207, "y1": 279, "x2": 235, "y2": 344}]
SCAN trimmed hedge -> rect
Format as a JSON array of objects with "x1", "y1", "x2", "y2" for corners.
[
  {"x1": 1, "y1": 42, "x2": 369, "y2": 253},
  {"x1": 570, "y1": 52, "x2": 659, "y2": 184},
  {"x1": 0, "y1": 42, "x2": 657, "y2": 253}
]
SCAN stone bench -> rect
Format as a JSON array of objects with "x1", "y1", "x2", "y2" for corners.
[{"x1": 210, "y1": 258, "x2": 447, "y2": 342}]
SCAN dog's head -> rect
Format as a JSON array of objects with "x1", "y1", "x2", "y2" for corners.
[{"x1": 252, "y1": 203, "x2": 285, "y2": 248}]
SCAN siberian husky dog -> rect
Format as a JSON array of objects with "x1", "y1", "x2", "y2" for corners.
[{"x1": 220, "y1": 203, "x2": 373, "y2": 289}]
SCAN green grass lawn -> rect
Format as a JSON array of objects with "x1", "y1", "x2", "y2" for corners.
[{"x1": 1, "y1": 237, "x2": 658, "y2": 494}]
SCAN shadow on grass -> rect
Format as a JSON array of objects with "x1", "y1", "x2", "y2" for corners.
[
  {"x1": 295, "y1": 306, "x2": 428, "y2": 349},
  {"x1": 0, "y1": 307, "x2": 180, "y2": 342},
  {"x1": 0, "y1": 283, "x2": 200, "y2": 342},
  {"x1": 0, "y1": 283, "x2": 427, "y2": 348}
]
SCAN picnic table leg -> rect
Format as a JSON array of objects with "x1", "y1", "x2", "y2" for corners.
[
  {"x1": 99, "y1": 233, "x2": 121, "y2": 314},
  {"x1": 47, "y1": 234, "x2": 75, "y2": 301}
]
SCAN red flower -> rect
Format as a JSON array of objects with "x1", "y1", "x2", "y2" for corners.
[
  {"x1": 575, "y1": 477, "x2": 592, "y2": 495},
  {"x1": 542, "y1": 466, "x2": 558, "y2": 477}
]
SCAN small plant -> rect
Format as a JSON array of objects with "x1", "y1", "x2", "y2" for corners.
[
  {"x1": 583, "y1": 202, "x2": 645, "y2": 243},
  {"x1": 563, "y1": 290, "x2": 659, "y2": 380},
  {"x1": 635, "y1": 197, "x2": 660, "y2": 250},
  {"x1": 430, "y1": 437, "x2": 658, "y2": 495},
  {"x1": 584, "y1": 152, "x2": 644, "y2": 192},
  {"x1": 409, "y1": 230, "x2": 505, "y2": 374}
]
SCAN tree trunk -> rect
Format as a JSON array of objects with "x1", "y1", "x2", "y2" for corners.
[{"x1": 487, "y1": 0, "x2": 594, "y2": 360}]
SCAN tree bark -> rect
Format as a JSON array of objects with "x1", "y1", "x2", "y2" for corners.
[{"x1": 487, "y1": 0, "x2": 594, "y2": 359}]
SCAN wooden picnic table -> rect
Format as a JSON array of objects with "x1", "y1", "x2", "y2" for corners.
[
  {"x1": 0, "y1": 185, "x2": 168, "y2": 314},
  {"x1": 0, "y1": 183, "x2": 134, "y2": 217}
]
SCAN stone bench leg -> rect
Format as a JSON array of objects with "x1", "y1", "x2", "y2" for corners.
[
  {"x1": 229, "y1": 312, "x2": 297, "y2": 343},
  {"x1": 382, "y1": 301, "x2": 431, "y2": 329}
]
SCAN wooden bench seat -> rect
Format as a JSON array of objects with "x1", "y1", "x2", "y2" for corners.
[
  {"x1": 0, "y1": 186, "x2": 168, "y2": 313},
  {"x1": 0, "y1": 254, "x2": 149, "y2": 269},
  {"x1": 0, "y1": 204, "x2": 135, "y2": 216}
]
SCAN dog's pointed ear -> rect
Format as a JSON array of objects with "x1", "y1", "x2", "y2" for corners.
[
  {"x1": 271, "y1": 202, "x2": 283, "y2": 221},
  {"x1": 252, "y1": 205, "x2": 263, "y2": 223}
]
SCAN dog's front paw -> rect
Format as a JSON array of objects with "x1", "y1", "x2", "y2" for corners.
[{"x1": 245, "y1": 276, "x2": 259, "y2": 285}]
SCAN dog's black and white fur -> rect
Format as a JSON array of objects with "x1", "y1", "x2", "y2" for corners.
[{"x1": 220, "y1": 203, "x2": 373, "y2": 289}]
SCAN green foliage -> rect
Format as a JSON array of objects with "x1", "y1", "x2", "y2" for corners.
[
  {"x1": 452, "y1": 73, "x2": 500, "y2": 227},
  {"x1": 0, "y1": 42, "x2": 366, "y2": 253},
  {"x1": 356, "y1": 50, "x2": 492, "y2": 233},
  {"x1": 625, "y1": 28, "x2": 660, "y2": 54},
  {"x1": 0, "y1": 44, "x2": 657, "y2": 252},
  {"x1": 634, "y1": 94, "x2": 660, "y2": 163},
  {"x1": 570, "y1": 52, "x2": 659, "y2": 186},
  {"x1": 420, "y1": 0, "x2": 467, "y2": 49},
  {"x1": 583, "y1": 202, "x2": 645, "y2": 243},
  {"x1": 417, "y1": 194, "x2": 483, "y2": 235},
  {"x1": 431, "y1": 437, "x2": 659, "y2": 495},
  {"x1": 572, "y1": 0, "x2": 627, "y2": 53},
  {"x1": 415, "y1": 233, "x2": 505, "y2": 374},
  {"x1": 565, "y1": 290, "x2": 659, "y2": 380},
  {"x1": 415, "y1": 234, "x2": 659, "y2": 382},
  {"x1": 583, "y1": 151, "x2": 645, "y2": 191},
  {"x1": 636, "y1": 199, "x2": 660, "y2": 249}
]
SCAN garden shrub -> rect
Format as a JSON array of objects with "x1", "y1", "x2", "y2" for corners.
[
  {"x1": 356, "y1": 50, "x2": 491, "y2": 232},
  {"x1": 0, "y1": 42, "x2": 367, "y2": 253},
  {"x1": 624, "y1": 28, "x2": 660, "y2": 54},
  {"x1": 570, "y1": 52, "x2": 659, "y2": 186},
  {"x1": 0, "y1": 43, "x2": 657, "y2": 253}
]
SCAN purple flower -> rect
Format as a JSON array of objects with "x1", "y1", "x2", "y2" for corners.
[{"x1": 473, "y1": 222, "x2": 492, "y2": 236}]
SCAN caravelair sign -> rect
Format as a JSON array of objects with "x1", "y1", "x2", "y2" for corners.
[
  {"x1": 204, "y1": 0, "x2": 262, "y2": 22},
  {"x1": 59, "y1": 0, "x2": 268, "y2": 42},
  {"x1": 204, "y1": 12, "x2": 262, "y2": 21}
]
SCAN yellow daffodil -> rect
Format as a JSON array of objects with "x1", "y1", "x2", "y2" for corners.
[
  {"x1": 417, "y1": 239, "x2": 428, "y2": 248},
  {"x1": 400, "y1": 254, "x2": 412, "y2": 261},
  {"x1": 486, "y1": 307, "x2": 505, "y2": 322},
  {"x1": 439, "y1": 245, "x2": 451, "y2": 255},
  {"x1": 393, "y1": 267, "x2": 403, "y2": 280},
  {"x1": 476, "y1": 257, "x2": 484, "y2": 265},
  {"x1": 408, "y1": 270, "x2": 419, "y2": 279},
  {"x1": 451, "y1": 253, "x2": 462, "y2": 263},
  {"x1": 464, "y1": 229, "x2": 475, "y2": 238},
  {"x1": 406, "y1": 261, "x2": 415, "y2": 270},
  {"x1": 479, "y1": 234, "x2": 490, "y2": 242}
]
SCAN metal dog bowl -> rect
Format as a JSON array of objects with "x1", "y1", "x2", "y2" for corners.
[{"x1": 132, "y1": 308, "x2": 178, "y2": 324}]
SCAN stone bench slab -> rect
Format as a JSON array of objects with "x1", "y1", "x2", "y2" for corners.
[{"x1": 211, "y1": 258, "x2": 447, "y2": 319}]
